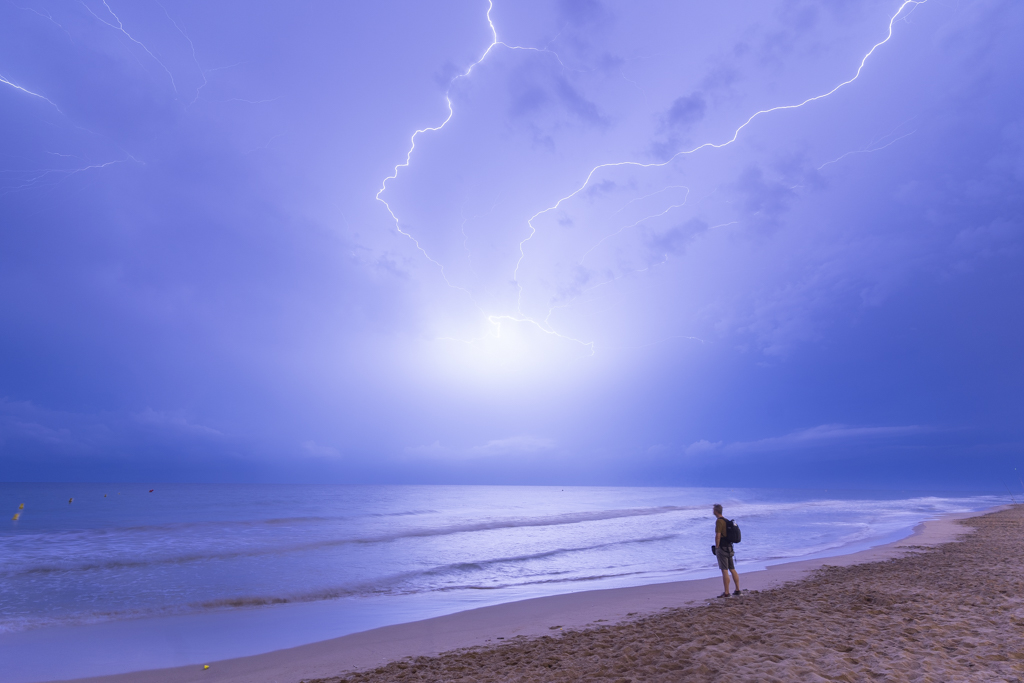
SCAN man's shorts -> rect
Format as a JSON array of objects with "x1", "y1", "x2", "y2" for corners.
[{"x1": 717, "y1": 545, "x2": 735, "y2": 571}]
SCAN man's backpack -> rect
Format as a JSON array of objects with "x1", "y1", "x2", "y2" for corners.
[{"x1": 724, "y1": 518, "x2": 742, "y2": 544}]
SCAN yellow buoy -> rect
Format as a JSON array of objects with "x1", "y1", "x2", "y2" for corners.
[
  {"x1": 203, "y1": 665, "x2": 210, "y2": 670},
  {"x1": 11, "y1": 513, "x2": 19, "y2": 521},
  {"x1": 18, "y1": 503, "x2": 24, "y2": 509}
]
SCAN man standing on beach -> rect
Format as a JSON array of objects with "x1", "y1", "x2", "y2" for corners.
[{"x1": 713, "y1": 504, "x2": 740, "y2": 597}]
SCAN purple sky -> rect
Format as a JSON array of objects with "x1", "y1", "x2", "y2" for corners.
[{"x1": 1, "y1": 0, "x2": 1021, "y2": 488}]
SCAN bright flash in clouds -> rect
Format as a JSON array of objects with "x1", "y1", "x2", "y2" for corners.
[{"x1": 380, "y1": 0, "x2": 932, "y2": 372}]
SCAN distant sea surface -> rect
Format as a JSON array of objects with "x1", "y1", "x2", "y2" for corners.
[{"x1": 0, "y1": 483, "x2": 1001, "y2": 638}]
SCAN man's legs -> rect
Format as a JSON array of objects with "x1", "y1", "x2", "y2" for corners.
[
  {"x1": 730, "y1": 568, "x2": 740, "y2": 592},
  {"x1": 721, "y1": 570, "x2": 731, "y2": 594}
]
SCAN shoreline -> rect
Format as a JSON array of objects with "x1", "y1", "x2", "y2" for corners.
[{"x1": 45, "y1": 505, "x2": 1004, "y2": 683}]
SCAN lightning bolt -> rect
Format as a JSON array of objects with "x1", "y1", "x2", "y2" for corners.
[
  {"x1": 2, "y1": 2, "x2": 209, "y2": 198},
  {"x1": 1, "y1": 23, "x2": 144, "y2": 190},
  {"x1": 376, "y1": 0, "x2": 566, "y2": 298},
  {"x1": 80, "y1": 0, "x2": 178, "y2": 93},
  {"x1": 513, "y1": 0, "x2": 927, "y2": 316},
  {"x1": 376, "y1": 1, "x2": 602, "y2": 353},
  {"x1": 190, "y1": 62, "x2": 246, "y2": 104},
  {"x1": 9, "y1": 2, "x2": 75, "y2": 43},
  {"x1": 382, "y1": 0, "x2": 927, "y2": 357},
  {"x1": 156, "y1": 0, "x2": 205, "y2": 105},
  {"x1": 1, "y1": 157, "x2": 137, "y2": 197},
  {"x1": 817, "y1": 130, "x2": 916, "y2": 170},
  {"x1": 0, "y1": 68, "x2": 133, "y2": 191},
  {"x1": 0, "y1": 73, "x2": 63, "y2": 113}
]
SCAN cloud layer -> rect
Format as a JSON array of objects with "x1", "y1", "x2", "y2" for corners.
[{"x1": 0, "y1": 0, "x2": 1021, "y2": 488}]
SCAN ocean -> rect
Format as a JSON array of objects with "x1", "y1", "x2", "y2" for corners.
[{"x1": 0, "y1": 483, "x2": 1002, "y2": 682}]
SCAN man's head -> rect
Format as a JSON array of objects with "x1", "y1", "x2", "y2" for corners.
[{"x1": 713, "y1": 504, "x2": 723, "y2": 517}]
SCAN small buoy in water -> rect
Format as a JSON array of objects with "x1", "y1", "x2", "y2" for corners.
[
  {"x1": 203, "y1": 665, "x2": 209, "y2": 670},
  {"x1": 104, "y1": 494, "x2": 107, "y2": 497},
  {"x1": 68, "y1": 498, "x2": 73, "y2": 504},
  {"x1": 11, "y1": 513, "x2": 19, "y2": 520},
  {"x1": 149, "y1": 489, "x2": 154, "y2": 493},
  {"x1": 18, "y1": 503, "x2": 24, "y2": 509}
]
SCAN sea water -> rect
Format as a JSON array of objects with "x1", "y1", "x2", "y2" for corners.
[{"x1": 0, "y1": 483, "x2": 1002, "y2": 682}]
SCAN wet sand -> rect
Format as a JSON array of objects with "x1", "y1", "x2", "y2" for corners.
[{"x1": 50, "y1": 505, "x2": 1016, "y2": 683}]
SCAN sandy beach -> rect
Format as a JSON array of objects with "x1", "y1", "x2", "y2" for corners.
[
  {"x1": 49, "y1": 504, "x2": 1021, "y2": 683},
  {"x1": 8, "y1": 0, "x2": 1023, "y2": 678}
]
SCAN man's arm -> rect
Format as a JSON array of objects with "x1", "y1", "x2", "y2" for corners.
[{"x1": 715, "y1": 523, "x2": 722, "y2": 548}]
